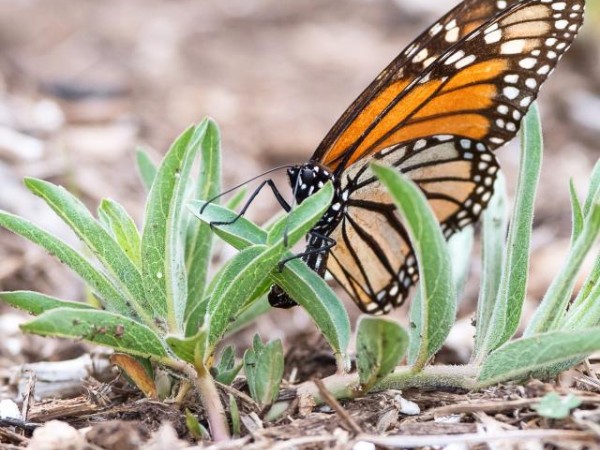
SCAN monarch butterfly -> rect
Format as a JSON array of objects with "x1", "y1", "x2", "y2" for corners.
[{"x1": 228, "y1": 0, "x2": 585, "y2": 314}]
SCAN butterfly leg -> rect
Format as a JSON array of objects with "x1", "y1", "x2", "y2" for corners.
[
  {"x1": 205, "y1": 179, "x2": 291, "y2": 228},
  {"x1": 276, "y1": 231, "x2": 336, "y2": 272},
  {"x1": 269, "y1": 232, "x2": 336, "y2": 308}
]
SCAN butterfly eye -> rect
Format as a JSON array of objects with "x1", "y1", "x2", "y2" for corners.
[{"x1": 301, "y1": 168, "x2": 315, "y2": 183}]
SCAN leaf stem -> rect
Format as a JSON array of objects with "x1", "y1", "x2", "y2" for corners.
[
  {"x1": 267, "y1": 364, "x2": 478, "y2": 421},
  {"x1": 162, "y1": 358, "x2": 230, "y2": 441}
]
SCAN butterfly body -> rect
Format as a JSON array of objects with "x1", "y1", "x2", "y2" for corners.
[{"x1": 263, "y1": 0, "x2": 585, "y2": 314}]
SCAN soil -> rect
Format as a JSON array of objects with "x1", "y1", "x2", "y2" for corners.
[{"x1": 1, "y1": 0, "x2": 600, "y2": 449}]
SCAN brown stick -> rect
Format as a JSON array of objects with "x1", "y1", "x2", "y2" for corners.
[{"x1": 313, "y1": 377, "x2": 362, "y2": 435}]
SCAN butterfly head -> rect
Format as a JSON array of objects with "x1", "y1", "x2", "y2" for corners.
[{"x1": 288, "y1": 163, "x2": 335, "y2": 205}]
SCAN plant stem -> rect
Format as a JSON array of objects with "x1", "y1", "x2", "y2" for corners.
[
  {"x1": 266, "y1": 364, "x2": 478, "y2": 421},
  {"x1": 162, "y1": 358, "x2": 230, "y2": 441}
]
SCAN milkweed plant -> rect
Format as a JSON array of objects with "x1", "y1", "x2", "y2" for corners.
[{"x1": 0, "y1": 106, "x2": 599, "y2": 441}]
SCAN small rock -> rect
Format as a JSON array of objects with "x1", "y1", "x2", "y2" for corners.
[
  {"x1": 0, "y1": 126, "x2": 44, "y2": 161},
  {"x1": 86, "y1": 420, "x2": 148, "y2": 450},
  {"x1": 0, "y1": 399, "x2": 21, "y2": 420},
  {"x1": 29, "y1": 420, "x2": 86, "y2": 450},
  {"x1": 62, "y1": 122, "x2": 138, "y2": 162},
  {"x1": 352, "y1": 441, "x2": 376, "y2": 450},
  {"x1": 32, "y1": 99, "x2": 65, "y2": 132},
  {"x1": 394, "y1": 395, "x2": 420, "y2": 415},
  {"x1": 141, "y1": 423, "x2": 187, "y2": 450}
]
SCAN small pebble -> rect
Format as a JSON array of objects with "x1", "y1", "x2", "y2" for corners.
[{"x1": 0, "y1": 399, "x2": 21, "y2": 420}]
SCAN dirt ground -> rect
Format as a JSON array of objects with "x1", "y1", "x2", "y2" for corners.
[{"x1": 0, "y1": 0, "x2": 600, "y2": 449}]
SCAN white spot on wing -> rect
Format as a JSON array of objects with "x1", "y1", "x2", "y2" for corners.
[
  {"x1": 501, "y1": 39, "x2": 527, "y2": 54},
  {"x1": 503, "y1": 86, "x2": 520, "y2": 99},
  {"x1": 455, "y1": 55, "x2": 476, "y2": 69},
  {"x1": 445, "y1": 27, "x2": 460, "y2": 43},
  {"x1": 413, "y1": 48, "x2": 429, "y2": 63},
  {"x1": 485, "y1": 29, "x2": 503, "y2": 44},
  {"x1": 519, "y1": 58, "x2": 537, "y2": 69}
]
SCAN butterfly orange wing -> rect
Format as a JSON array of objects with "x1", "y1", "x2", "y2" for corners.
[
  {"x1": 313, "y1": 0, "x2": 521, "y2": 167},
  {"x1": 314, "y1": 0, "x2": 585, "y2": 171}
]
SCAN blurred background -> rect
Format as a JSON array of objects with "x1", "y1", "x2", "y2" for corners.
[{"x1": 0, "y1": 0, "x2": 599, "y2": 369}]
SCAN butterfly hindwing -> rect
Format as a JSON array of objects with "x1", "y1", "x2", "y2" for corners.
[{"x1": 326, "y1": 137, "x2": 499, "y2": 313}]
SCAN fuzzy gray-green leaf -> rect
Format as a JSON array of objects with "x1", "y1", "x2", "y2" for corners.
[
  {"x1": 534, "y1": 393, "x2": 581, "y2": 419},
  {"x1": 21, "y1": 308, "x2": 168, "y2": 359},
  {"x1": 186, "y1": 119, "x2": 222, "y2": 321},
  {"x1": 372, "y1": 163, "x2": 455, "y2": 371},
  {"x1": 478, "y1": 328, "x2": 600, "y2": 387},
  {"x1": 98, "y1": 198, "x2": 141, "y2": 267},
  {"x1": 244, "y1": 337, "x2": 284, "y2": 407},
  {"x1": 24, "y1": 178, "x2": 152, "y2": 325},
  {"x1": 473, "y1": 174, "x2": 508, "y2": 363},
  {"x1": 136, "y1": 149, "x2": 158, "y2": 192},
  {"x1": 0, "y1": 212, "x2": 133, "y2": 317},
  {"x1": 526, "y1": 202, "x2": 600, "y2": 335},
  {"x1": 569, "y1": 179, "x2": 584, "y2": 246},
  {"x1": 356, "y1": 316, "x2": 408, "y2": 392},
  {"x1": 0, "y1": 291, "x2": 94, "y2": 316},
  {"x1": 166, "y1": 328, "x2": 207, "y2": 365},
  {"x1": 141, "y1": 122, "x2": 207, "y2": 334},
  {"x1": 583, "y1": 161, "x2": 600, "y2": 217},
  {"x1": 480, "y1": 104, "x2": 543, "y2": 354}
]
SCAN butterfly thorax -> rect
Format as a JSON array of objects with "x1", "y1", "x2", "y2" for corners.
[
  {"x1": 287, "y1": 163, "x2": 344, "y2": 234},
  {"x1": 267, "y1": 163, "x2": 344, "y2": 309}
]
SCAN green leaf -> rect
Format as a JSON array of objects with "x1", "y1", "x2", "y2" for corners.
[
  {"x1": 141, "y1": 122, "x2": 208, "y2": 333},
  {"x1": 473, "y1": 174, "x2": 508, "y2": 363},
  {"x1": 407, "y1": 287, "x2": 422, "y2": 366},
  {"x1": 269, "y1": 259, "x2": 351, "y2": 360},
  {"x1": 225, "y1": 295, "x2": 271, "y2": 337},
  {"x1": 206, "y1": 245, "x2": 280, "y2": 355},
  {"x1": 165, "y1": 327, "x2": 207, "y2": 366},
  {"x1": 569, "y1": 253, "x2": 600, "y2": 318},
  {"x1": 98, "y1": 199, "x2": 141, "y2": 267},
  {"x1": 0, "y1": 212, "x2": 134, "y2": 317},
  {"x1": 21, "y1": 308, "x2": 168, "y2": 359},
  {"x1": 569, "y1": 179, "x2": 584, "y2": 246},
  {"x1": 410, "y1": 227, "x2": 472, "y2": 366},
  {"x1": 190, "y1": 190, "x2": 351, "y2": 359},
  {"x1": 525, "y1": 202, "x2": 600, "y2": 335},
  {"x1": 188, "y1": 200, "x2": 266, "y2": 249},
  {"x1": 24, "y1": 178, "x2": 152, "y2": 325},
  {"x1": 229, "y1": 394, "x2": 241, "y2": 437},
  {"x1": 583, "y1": 160, "x2": 600, "y2": 217},
  {"x1": 372, "y1": 163, "x2": 456, "y2": 371},
  {"x1": 480, "y1": 103, "x2": 543, "y2": 354},
  {"x1": 534, "y1": 393, "x2": 582, "y2": 419},
  {"x1": 186, "y1": 119, "x2": 222, "y2": 321},
  {"x1": 136, "y1": 149, "x2": 158, "y2": 192},
  {"x1": 185, "y1": 409, "x2": 210, "y2": 440},
  {"x1": 244, "y1": 336, "x2": 284, "y2": 407},
  {"x1": 448, "y1": 226, "x2": 474, "y2": 303},
  {"x1": 213, "y1": 346, "x2": 242, "y2": 385},
  {"x1": 478, "y1": 328, "x2": 600, "y2": 387},
  {"x1": 356, "y1": 316, "x2": 408, "y2": 392},
  {"x1": 561, "y1": 166, "x2": 600, "y2": 324},
  {"x1": 0, "y1": 291, "x2": 94, "y2": 315}
]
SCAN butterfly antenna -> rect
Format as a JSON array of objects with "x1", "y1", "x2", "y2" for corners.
[{"x1": 200, "y1": 164, "x2": 295, "y2": 214}]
